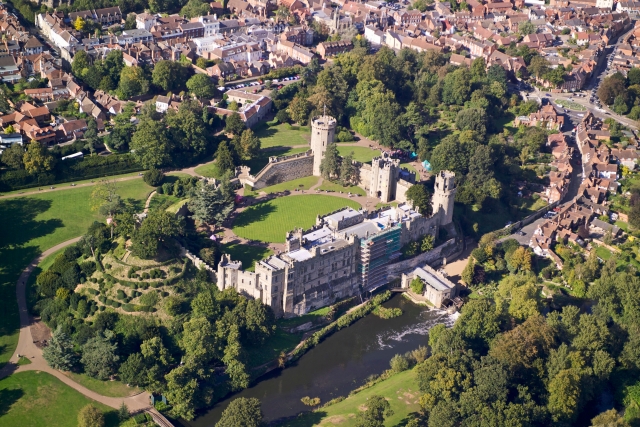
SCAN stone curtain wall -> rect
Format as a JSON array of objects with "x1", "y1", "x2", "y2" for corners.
[
  {"x1": 250, "y1": 154, "x2": 314, "y2": 189},
  {"x1": 178, "y1": 245, "x2": 217, "y2": 280}
]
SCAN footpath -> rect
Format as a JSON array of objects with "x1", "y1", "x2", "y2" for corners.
[{"x1": 0, "y1": 237, "x2": 172, "y2": 425}]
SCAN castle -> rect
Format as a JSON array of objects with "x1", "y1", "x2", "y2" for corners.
[
  {"x1": 219, "y1": 173, "x2": 457, "y2": 317},
  {"x1": 224, "y1": 115, "x2": 457, "y2": 317},
  {"x1": 237, "y1": 115, "x2": 417, "y2": 205}
]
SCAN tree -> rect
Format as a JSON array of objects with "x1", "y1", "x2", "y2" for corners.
[
  {"x1": 340, "y1": 153, "x2": 356, "y2": 185},
  {"x1": 320, "y1": 143, "x2": 340, "y2": 179},
  {"x1": 590, "y1": 409, "x2": 630, "y2": 427},
  {"x1": 117, "y1": 66, "x2": 149, "y2": 100},
  {"x1": 144, "y1": 168, "x2": 165, "y2": 186},
  {"x1": 152, "y1": 60, "x2": 187, "y2": 92},
  {"x1": 1, "y1": 143, "x2": 24, "y2": 169},
  {"x1": 216, "y1": 141, "x2": 236, "y2": 174},
  {"x1": 215, "y1": 397, "x2": 263, "y2": 427},
  {"x1": 410, "y1": 277, "x2": 424, "y2": 294},
  {"x1": 186, "y1": 73, "x2": 215, "y2": 99},
  {"x1": 288, "y1": 95, "x2": 310, "y2": 124},
  {"x1": 225, "y1": 112, "x2": 245, "y2": 135},
  {"x1": 81, "y1": 332, "x2": 120, "y2": 380},
  {"x1": 421, "y1": 234, "x2": 434, "y2": 252},
  {"x1": 507, "y1": 247, "x2": 532, "y2": 272},
  {"x1": 519, "y1": 21, "x2": 535, "y2": 35},
  {"x1": 43, "y1": 326, "x2": 77, "y2": 371},
  {"x1": 130, "y1": 118, "x2": 170, "y2": 168},
  {"x1": 441, "y1": 68, "x2": 471, "y2": 106},
  {"x1": 118, "y1": 402, "x2": 130, "y2": 422},
  {"x1": 23, "y1": 141, "x2": 54, "y2": 174},
  {"x1": 74, "y1": 16, "x2": 86, "y2": 31},
  {"x1": 119, "y1": 353, "x2": 147, "y2": 387},
  {"x1": 405, "y1": 183, "x2": 431, "y2": 215},
  {"x1": 455, "y1": 108, "x2": 487, "y2": 139},
  {"x1": 131, "y1": 209, "x2": 185, "y2": 259},
  {"x1": 240, "y1": 129, "x2": 260, "y2": 159},
  {"x1": 355, "y1": 395, "x2": 394, "y2": 427},
  {"x1": 180, "y1": 0, "x2": 211, "y2": 18},
  {"x1": 528, "y1": 56, "x2": 550, "y2": 79},
  {"x1": 548, "y1": 369, "x2": 581, "y2": 423},
  {"x1": 598, "y1": 75, "x2": 628, "y2": 105},
  {"x1": 188, "y1": 177, "x2": 234, "y2": 228},
  {"x1": 78, "y1": 405, "x2": 104, "y2": 427}
]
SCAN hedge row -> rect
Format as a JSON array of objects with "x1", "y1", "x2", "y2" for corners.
[
  {"x1": 0, "y1": 154, "x2": 142, "y2": 191},
  {"x1": 287, "y1": 291, "x2": 392, "y2": 364}
]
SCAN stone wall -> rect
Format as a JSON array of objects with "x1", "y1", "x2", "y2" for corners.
[
  {"x1": 357, "y1": 163, "x2": 372, "y2": 193},
  {"x1": 178, "y1": 245, "x2": 216, "y2": 280},
  {"x1": 386, "y1": 238, "x2": 462, "y2": 280},
  {"x1": 396, "y1": 179, "x2": 412, "y2": 204},
  {"x1": 242, "y1": 151, "x2": 314, "y2": 189}
]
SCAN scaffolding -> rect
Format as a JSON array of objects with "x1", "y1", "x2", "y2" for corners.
[{"x1": 359, "y1": 224, "x2": 401, "y2": 292}]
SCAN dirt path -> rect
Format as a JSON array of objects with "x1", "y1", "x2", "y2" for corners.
[
  {"x1": 143, "y1": 190, "x2": 157, "y2": 214},
  {"x1": 0, "y1": 237, "x2": 161, "y2": 416}
]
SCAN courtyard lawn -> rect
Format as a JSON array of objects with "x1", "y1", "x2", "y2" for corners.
[
  {"x1": 596, "y1": 246, "x2": 612, "y2": 260},
  {"x1": 318, "y1": 180, "x2": 366, "y2": 196},
  {"x1": 220, "y1": 242, "x2": 273, "y2": 271},
  {"x1": 194, "y1": 161, "x2": 223, "y2": 179},
  {"x1": 232, "y1": 195, "x2": 361, "y2": 243},
  {"x1": 254, "y1": 122, "x2": 310, "y2": 148},
  {"x1": 0, "y1": 371, "x2": 120, "y2": 427},
  {"x1": 61, "y1": 372, "x2": 140, "y2": 398},
  {"x1": 399, "y1": 162, "x2": 419, "y2": 181},
  {"x1": 0, "y1": 179, "x2": 152, "y2": 367},
  {"x1": 257, "y1": 176, "x2": 320, "y2": 194},
  {"x1": 337, "y1": 146, "x2": 381, "y2": 163},
  {"x1": 278, "y1": 368, "x2": 421, "y2": 427}
]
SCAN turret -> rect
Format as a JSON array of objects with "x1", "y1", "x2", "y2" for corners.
[{"x1": 310, "y1": 115, "x2": 337, "y2": 176}]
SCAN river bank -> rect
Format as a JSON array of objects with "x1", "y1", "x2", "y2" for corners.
[{"x1": 177, "y1": 295, "x2": 456, "y2": 427}]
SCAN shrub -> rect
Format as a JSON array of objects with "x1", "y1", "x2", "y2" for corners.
[
  {"x1": 161, "y1": 182, "x2": 173, "y2": 195},
  {"x1": 104, "y1": 263, "x2": 111, "y2": 270},
  {"x1": 80, "y1": 261, "x2": 96, "y2": 276},
  {"x1": 122, "y1": 304, "x2": 136, "y2": 312},
  {"x1": 410, "y1": 277, "x2": 424, "y2": 295},
  {"x1": 86, "y1": 288, "x2": 100, "y2": 296},
  {"x1": 373, "y1": 306, "x2": 402, "y2": 319},
  {"x1": 139, "y1": 291, "x2": 159, "y2": 307},
  {"x1": 116, "y1": 290, "x2": 127, "y2": 300},
  {"x1": 390, "y1": 354, "x2": 410, "y2": 373},
  {"x1": 143, "y1": 168, "x2": 165, "y2": 186},
  {"x1": 142, "y1": 272, "x2": 150, "y2": 280}
]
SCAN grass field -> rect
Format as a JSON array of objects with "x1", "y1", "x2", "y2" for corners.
[
  {"x1": 337, "y1": 146, "x2": 381, "y2": 163},
  {"x1": 232, "y1": 195, "x2": 361, "y2": 243},
  {"x1": 62, "y1": 372, "x2": 140, "y2": 398},
  {"x1": 317, "y1": 181, "x2": 366, "y2": 196},
  {"x1": 254, "y1": 123, "x2": 310, "y2": 148},
  {"x1": 278, "y1": 368, "x2": 421, "y2": 427},
  {"x1": 246, "y1": 327, "x2": 302, "y2": 368},
  {"x1": 220, "y1": 242, "x2": 273, "y2": 271},
  {"x1": 0, "y1": 371, "x2": 120, "y2": 427},
  {"x1": 194, "y1": 162, "x2": 223, "y2": 179},
  {"x1": 253, "y1": 176, "x2": 320, "y2": 195},
  {"x1": 596, "y1": 246, "x2": 612, "y2": 260},
  {"x1": 0, "y1": 173, "x2": 143, "y2": 197},
  {"x1": 148, "y1": 193, "x2": 183, "y2": 211},
  {"x1": 0, "y1": 180, "x2": 153, "y2": 367}
]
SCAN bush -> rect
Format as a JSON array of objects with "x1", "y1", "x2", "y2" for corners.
[
  {"x1": 143, "y1": 168, "x2": 165, "y2": 186},
  {"x1": 390, "y1": 354, "x2": 410, "y2": 373},
  {"x1": 410, "y1": 277, "x2": 424, "y2": 294},
  {"x1": 122, "y1": 304, "x2": 136, "y2": 312},
  {"x1": 336, "y1": 129, "x2": 355, "y2": 142},
  {"x1": 141, "y1": 272, "x2": 150, "y2": 280},
  {"x1": 86, "y1": 288, "x2": 100, "y2": 296},
  {"x1": 373, "y1": 306, "x2": 402, "y2": 319},
  {"x1": 161, "y1": 182, "x2": 173, "y2": 195}
]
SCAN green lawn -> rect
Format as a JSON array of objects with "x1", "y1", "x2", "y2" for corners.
[
  {"x1": 596, "y1": 246, "x2": 612, "y2": 260},
  {"x1": 276, "y1": 306, "x2": 332, "y2": 329},
  {"x1": 0, "y1": 179, "x2": 152, "y2": 367},
  {"x1": 255, "y1": 176, "x2": 320, "y2": 195},
  {"x1": 254, "y1": 122, "x2": 310, "y2": 148},
  {"x1": 317, "y1": 180, "x2": 366, "y2": 196},
  {"x1": 399, "y1": 163, "x2": 419, "y2": 181},
  {"x1": 278, "y1": 368, "x2": 421, "y2": 427},
  {"x1": 0, "y1": 371, "x2": 120, "y2": 427},
  {"x1": 0, "y1": 173, "x2": 143, "y2": 197},
  {"x1": 148, "y1": 193, "x2": 182, "y2": 212},
  {"x1": 232, "y1": 195, "x2": 361, "y2": 243},
  {"x1": 246, "y1": 327, "x2": 302, "y2": 368},
  {"x1": 337, "y1": 146, "x2": 381, "y2": 163},
  {"x1": 62, "y1": 372, "x2": 140, "y2": 398},
  {"x1": 194, "y1": 162, "x2": 222, "y2": 179},
  {"x1": 220, "y1": 242, "x2": 273, "y2": 271}
]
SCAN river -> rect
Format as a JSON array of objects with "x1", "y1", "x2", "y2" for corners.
[{"x1": 177, "y1": 295, "x2": 457, "y2": 427}]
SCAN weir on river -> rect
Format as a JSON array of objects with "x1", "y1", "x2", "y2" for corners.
[{"x1": 178, "y1": 295, "x2": 457, "y2": 427}]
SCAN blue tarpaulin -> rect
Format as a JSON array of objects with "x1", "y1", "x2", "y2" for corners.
[{"x1": 422, "y1": 160, "x2": 432, "y2": 171}]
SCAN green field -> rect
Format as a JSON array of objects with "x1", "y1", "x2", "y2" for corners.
[
  {"x1": 253, "y1": 176, "x2": 320, "y2": 195},
  {"x1": 220, "y1": 242, "x2": 274, "y2": 271},
  {"x1": 232, "y1": 195, "x2": 361, "y2": 243},
  {"x1": 337, "y1": 146, "x2": 381, "y2": 163},
  {"x1": 318, "y1": 181, "x2": 366, "y2": 196},
  {"x1": 62, "y1": 372, "x2": 140, "y2": 398},
  {"x1": 0, "y1": 371, "x2": 120, "y2": 427},
  {"x1": 278, "y1": 368, "x2": 421, "y2": 427},
  {"x1": 194, "y1": 161, "x2": 223, "y2": 179},
  {"x1": 255, "y1": 122, "x2": 310, "y2": 148},
  {"x1": 0, "y1": 173, "x2": 143, "y2": 197},
  {"x1": 148, "y1": 193, "x2": 183, "y2": 211},
  {"x1": 0, "y1": 180, "x2": 152, "y2": 367}
]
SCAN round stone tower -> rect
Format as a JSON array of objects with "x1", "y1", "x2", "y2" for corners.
[
  {"x1": 431, "y1": 171, "x2": 456, "y2": 225},
  {"x1": 310, "y1": 115, "x2": 337, "y2": 176}
]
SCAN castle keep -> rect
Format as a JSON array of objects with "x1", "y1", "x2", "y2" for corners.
[{"x1": 218, "y1": 172, "x2": 456, "y2": 317}]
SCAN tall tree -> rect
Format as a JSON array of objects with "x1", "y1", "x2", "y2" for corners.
[
  {"x1": 215, "y1": 397, "x2": 263, "y2": 427},
  {"x1": 355, "y1": 395, "x2": 394, "y2": 427},
  {"x1": 320, "y1": 143, "x2": 340, "y2": 179},
  {"x1": 216, "y1": 141, "x2": 236, "y2": 174},
  {"x1": 23, "y1": 141, "x2": 54, "y2": 174},
  {"x1": 117, "y1": 66, "x2": 149, "y2": 100},
  {"x1": 188, "y1": 177, "x2": 234, "y2": 228},
  {"x1": 43, "y1": 326, "x2": 77, "y2": 371},
  {"x1": 239, "y1": 129, "x2": 261, "y2": 160},
  {"x1": 78, "y1": 405, "x2": 105, "y2": 427},
  {"x1": 225, "y1": 113, "x2": 245, "y2": 136},
  {"x1": 405, "y1": 183, "x2": 431, "y2": 215},
  {"x1": 0, "y1": 143, "x2": 24, "y2": 169},
  {"x1": 81, "y1": 331, "x2": 120, "y2": 380},
  {"x1": 130, "y1": 118, "x2": 170, "y2": 168},
  {"x1": 186, "y1": 73, "x2": 216, "y2": 99}
]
